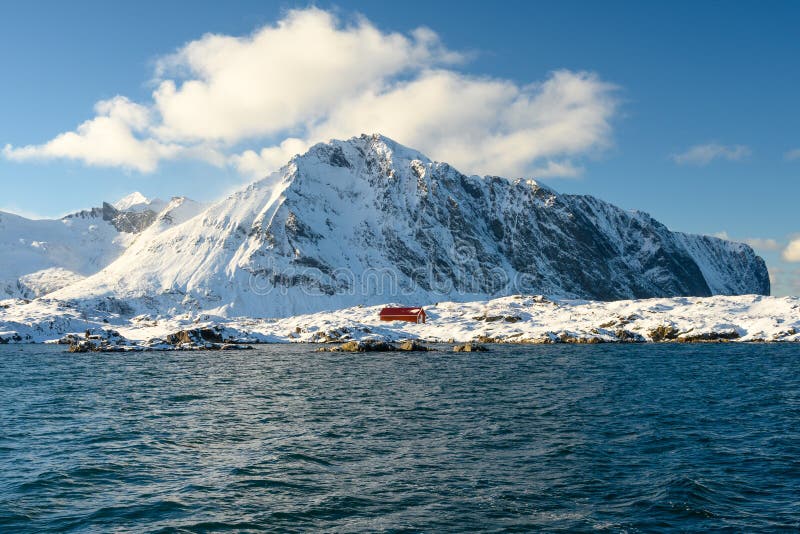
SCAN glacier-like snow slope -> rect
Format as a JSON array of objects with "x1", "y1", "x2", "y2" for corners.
[
  {"x1": 0, "y1": 194, "x2": 203, "y2": 299},
  {"x1": 46, "y1": 134, "x2": 769, "y2": 319}
]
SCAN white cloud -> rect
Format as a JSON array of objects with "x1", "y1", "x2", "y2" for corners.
[
  {"x1": 671, "y1": 143, "x2": 751, "y2": 166},
  {"x1": 2, "y1": 8, "x2": 618, "y2": 178},
  {"x1": 785, "y1": 148, "x2": 800, "y2": 161},
  {"x1": 152, "y1": 8, "x2": 462, "y2": 143},
  {"x1": 229, "y1": 138, "x2": 309, "y2": 178},
  {"x1": 304, "y1": 69, "x2": 616, "y2": 178},
  {"x1": 3, "y1": 97, "x2": 180, "y2": 172},
  {"x1": 782, "y1": 238, "x2": 800, "y2": 262},
  {"x1": 744, "y1": 237, "x2": 781, "y2": 251},
  {"x1": 530, "y1": 160, "x2": 584, "y2": 178}
]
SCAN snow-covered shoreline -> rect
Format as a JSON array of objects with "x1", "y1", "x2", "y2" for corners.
[{"x1": 2, "y1": 294, "x2": 798, "y2": 346}]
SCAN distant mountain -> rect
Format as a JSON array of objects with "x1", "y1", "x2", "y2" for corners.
[
  {"x1": 45, "y1": 134, "x2": 769, "y2": 318},
  {"x1": 0, "y1": 194, "x2": 203, "y2": 298},
  {"x1": 113, "y1": 191, "x2": 167, "y2": 213}
]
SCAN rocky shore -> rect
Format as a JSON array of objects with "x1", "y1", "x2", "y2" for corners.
[
  {"x1": 1, "y1": 294, "x2": 798, "y2": 348},
  {"x1": 62, "y1": 328, "x2": 253, "y2": 353}
]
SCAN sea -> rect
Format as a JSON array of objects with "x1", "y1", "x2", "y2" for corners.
[{"x1": 1, "y1": 343, "x2": 798, "y2": 532}]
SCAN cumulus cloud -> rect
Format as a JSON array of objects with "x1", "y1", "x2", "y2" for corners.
[
  {"x1": 530, "y1": 160, "x2": 584, "y2": 178},
  {"x1": 3, "y1": 97, "x2": 180, "y2": 172},
  {"x1": 2, "y1": 8, "x2": 618, "y2": 178},
  {"x1": 305, "y1": 69, "x2": 615, "y2": 178},
  {"x1": 744, "y1": 237, "x2": 781, "y2": 251},
  {"x1": 782, "y1": 238, "x2": 800, "y2": 262},
  {"x1": 151, "y1": 9, "x2": 462, "y2": 143},
  {"x1": 671, "y1": 143, "x2": 751, "y2": 166},
  {"x1": 229, "y1": 138, "x2": 309, "y2": 178}
]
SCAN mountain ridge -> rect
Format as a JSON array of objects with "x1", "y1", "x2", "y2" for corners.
[
  {"x1": 42, "y1": 134, "x2": 768, "y2": 318},
  {"x1": 0, "y1": 194, "x2": 203, "y2": 299}
]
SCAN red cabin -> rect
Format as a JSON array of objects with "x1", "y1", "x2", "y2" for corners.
[{"x1": 379, "y1": 307, "x2": 427, "y2": 324}]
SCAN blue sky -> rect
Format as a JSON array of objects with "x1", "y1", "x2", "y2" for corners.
[{"x1": 1, "y1": 1, "x2": 799, "y2": 294}]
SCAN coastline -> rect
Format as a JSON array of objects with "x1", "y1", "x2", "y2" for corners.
[{"x1": 2, "y1": 293, "x2": 798, "y2": 348}]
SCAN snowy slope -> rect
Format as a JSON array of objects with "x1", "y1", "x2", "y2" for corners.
[
  {"x1": 113, "y1": 192, "x2": 167, "y2": 213},
  {"x1": 0, "y1": 193, "x2": 203, "y2": 299},
  {"x1": 42, "y1": 134, "x2": 769, "y2": 320},
  {"x1": 133, "y1": 196, "x2": 206, "y2": 237},
  {"x1": 0, "y1": 209, "x2": 126, "y2": 298}
]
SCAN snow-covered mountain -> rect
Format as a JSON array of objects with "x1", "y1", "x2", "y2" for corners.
[
  {"x1": 45, "y1": 134, "x2": 769, "y2": 318},
  {"x1": 0, "y1": 194, "x2": 203, "y2": 298},
  {"x1": 113, "y1": 192, "x2": 167, "y2": 213}
]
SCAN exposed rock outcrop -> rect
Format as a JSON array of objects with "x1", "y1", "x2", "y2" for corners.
[
  {"x1": 65, "y1": 327, "x2": 251, "y2": 352},
  {"x1": 317, "y1": 339, "x2": 433, "y2": 352},
  {"x1": 453, "y1": 343, "x2": 488, "y2": 352}
]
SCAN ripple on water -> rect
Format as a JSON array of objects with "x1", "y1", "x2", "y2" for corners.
[{"x1": 0, "y1": 343, "x2": 799, "y2": 532}]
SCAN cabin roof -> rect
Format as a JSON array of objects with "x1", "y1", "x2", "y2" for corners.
[{"x1": 380, "y1": 307, "x2": 425, "y2": 315}]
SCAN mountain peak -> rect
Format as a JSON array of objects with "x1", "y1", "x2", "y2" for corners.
[
  {"x1": 113, "y1": 192, "x2": 150, "y2": 211},
  {"x1": 293, "y1": 135, "x2": 556, "y2": 195},
  {"x1": 295, "y1": 134, "x2": 432, "y2": 171},
  {"x1": 113, "y1": 192, "x2": 169, "y2": 214}
]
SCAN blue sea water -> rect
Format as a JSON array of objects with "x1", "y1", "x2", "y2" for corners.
[{"x1": 1, "y1": 343, "x2": 799, "y2": 532}]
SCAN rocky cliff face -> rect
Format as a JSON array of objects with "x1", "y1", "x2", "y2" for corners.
[
  {"x1": 49, "y1": 134, "x2": 769, "y2": 318},
  {"x1": 64, "y1": 202, "x2": 159, "y2": 234}
]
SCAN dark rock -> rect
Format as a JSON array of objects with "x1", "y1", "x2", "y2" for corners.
[
  {"x1": 56, "y1": 333, "x2": 83, "y2": 345},
  {"x1": 649, "y1": 325, "x2": 680, "y2": 342},
  {"x1": 456, "y1": 342, "x2": 488, "y2": 352},
  {"x1": 677, "y1": 330, "x2": 741, "y2": 342},
  {"x1": 68, "y1": 340, "x2": 93, "y2": 353},
  {"x1": 398, "y1": 340, "x2": 433, "y2": 351},
  {"x1": 327, "y1": 145, "x2": 351, "y2": 168},
  {"x1": 0, "y1": 331, "x2": 24, "y2": 343},
  {"x1": 559, "y1": 334, "x2": 605, "y2": 344},
  {"x1": 64, "y1": 202, "x2": 158, "y2": 233},
  {"x1": 473, "y1": 314, "x2": 522, "y2": 323},
  {"x1": 317, "y1": 340, "x2": 397, "y2": 352},
  {"x1": 166, "y1": 328, "x2": 224, "y2": 345},
  {"x1": 615, "y1": 329, "x2": 646, "y2": 343}
]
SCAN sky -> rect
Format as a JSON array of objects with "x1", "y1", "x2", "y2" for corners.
[{"x1": 1, "y1": 0, "x2": 798, "y2": 295}]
